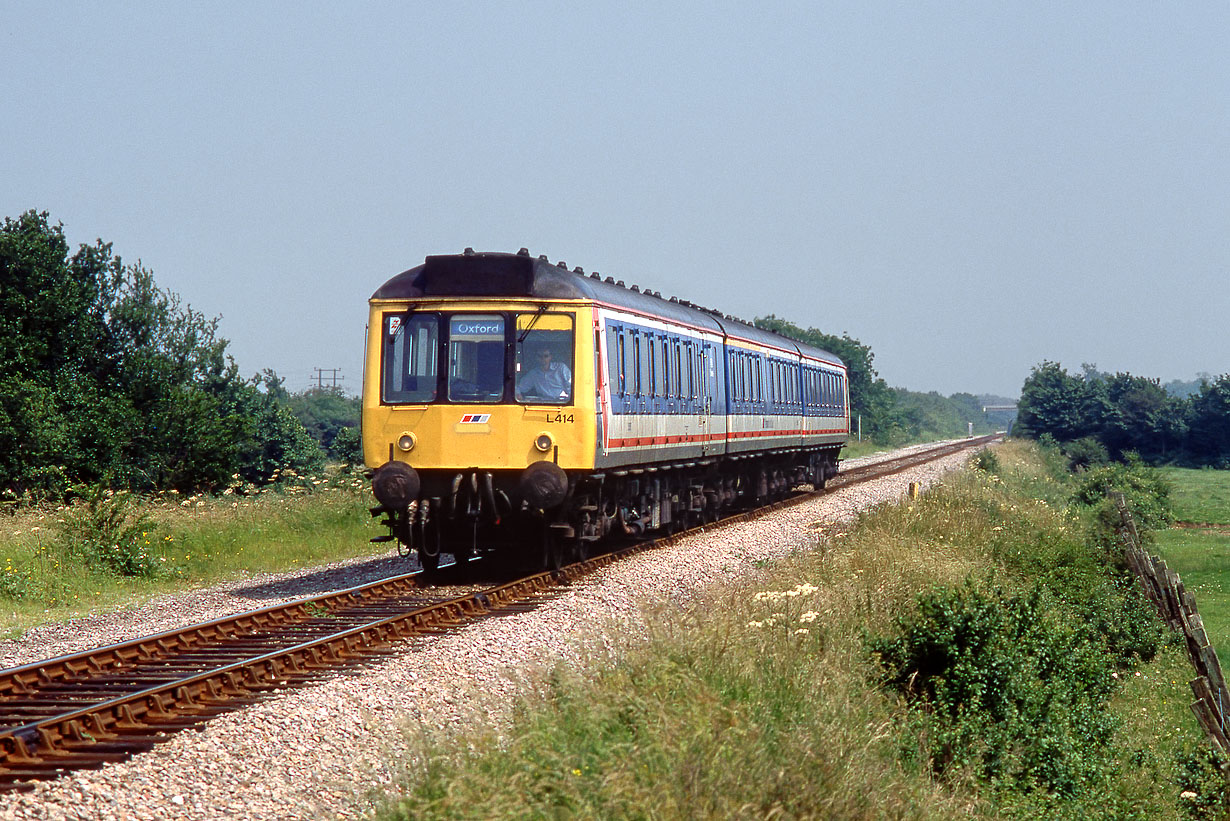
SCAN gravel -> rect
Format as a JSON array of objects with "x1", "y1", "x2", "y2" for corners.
[{"x1": 0, "y1": 441, "x2": 978, "y2": 820}]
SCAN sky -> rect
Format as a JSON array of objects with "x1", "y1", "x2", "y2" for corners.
[{"x1": 3, "y1": 2, "x2": 1227, "y2": 399}]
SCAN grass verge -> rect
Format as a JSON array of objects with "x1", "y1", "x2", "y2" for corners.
[
  {"x1": 0, "y1": 468, "x2": 382, "y2": 637},
  {"x1": 374, "y1": 442, "x2": 1219, "y2": 820}
]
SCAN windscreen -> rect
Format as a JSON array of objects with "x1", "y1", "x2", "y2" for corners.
[
  {"x1": 514, "y1": 313, "x2": 574, "y2": 405},
  {"x1": 382, "y1": 314, "x2": 439, "y2": 403},
  {"x1": 447, "y1": 314, "x2": 506, "y2": 402}
]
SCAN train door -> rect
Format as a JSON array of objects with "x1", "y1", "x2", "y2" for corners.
[
  {"x1": 602, "y1": 322, "x2": 622, "y2": 457},
  {"x1": 701, "y1": 341, "x2": 724, "y2": 454},
  {"x1": 689, "y1": 341, "x2": 706, "y2": 455}
]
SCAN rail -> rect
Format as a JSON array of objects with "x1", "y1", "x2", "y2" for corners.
[{"x1": 0, "y1": 435, "x2": 998, "y2": 791}]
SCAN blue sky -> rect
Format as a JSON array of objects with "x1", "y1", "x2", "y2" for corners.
[{"x1": 3, "y1": 2, "x2": 1227, "y2": 398}]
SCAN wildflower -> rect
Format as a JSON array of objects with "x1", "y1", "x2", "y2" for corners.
[
  {"x1": 794, "y1": 628, "x2": 809, "y2": 636},
  {"x1": 800, "y1": 611, "x2": 819, "y2": 623},
  {"x1": 747, "y1": 620, "x2": 764, "y2": 628}
]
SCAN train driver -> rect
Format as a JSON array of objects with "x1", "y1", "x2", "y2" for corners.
[{"x1": 516, "y1": 347, "x2": 572, "y2": 402}]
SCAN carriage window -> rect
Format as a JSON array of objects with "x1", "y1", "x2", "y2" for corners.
[
  {"x1": 662, "y1": 337, "x2": 671, "y2": 398},
  {"x1": 684, "y1": 343, "x2": 692, "y2": 399},
  {"x1": 514, "y1": 313, "x2": 574, "y2": 405},
  {"x1": 383, "y1": 313, "x2": 439, "y2": 404},
  {"x1": 447, "y1": 315, "x2": 506, "y2": 403},
  {"x1": 633, "y1": 333, "x2": 642, "y2": 396},
  {"x1": 617, "y1": 333, "x2": 626, "y2": 394},
  {"x1": 674, "y1": 342, "x2": 683, "y2": 398},
  {"x1": 648, "y1": 337, "x2": 657, "y2": 396}
]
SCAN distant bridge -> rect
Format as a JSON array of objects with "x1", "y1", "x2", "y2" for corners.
[{"x1": 982, "y1": 404, "x2": 1018, "y2": 413}]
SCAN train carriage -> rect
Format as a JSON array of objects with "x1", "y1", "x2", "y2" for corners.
[{"x1": 364, "y1": 249, "x2": 849, "y2": 571}]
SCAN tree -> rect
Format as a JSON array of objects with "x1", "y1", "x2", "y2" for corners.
[
  {"x1": 0, "y1": 210, "x2": 322, "y2": 496},
  {"x1": 754, "y1": 315, "x2": 900, "y2": 440},
  {"x1": 1016, "y1": 362, "x2": 1091, "y2": 443},
  {"x1": 1189, "y1": 375, "x2": 1230, "y2": 466},
  {"x1": 1099, "y1": 373, "x2": 1183, "y2": 460},
  {"x1": 288, "y1": 387, "x2": 360, "y2": 459}
]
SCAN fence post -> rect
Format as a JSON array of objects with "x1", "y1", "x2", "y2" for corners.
[{"x1": 1113, "y1": 492, "x2": 1230, "y2": 756}]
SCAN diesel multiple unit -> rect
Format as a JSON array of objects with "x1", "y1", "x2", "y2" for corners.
[{"x1": 364, "y1": 249, "x2": 849, "y2": 571}]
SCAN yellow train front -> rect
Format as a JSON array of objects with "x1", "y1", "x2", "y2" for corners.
[
  {"x1": 363, "y1": 249, "x2": 599, "y2": 571},
  {"x1": 364, "y1": 248, "x2": 850, "y2": 572}
]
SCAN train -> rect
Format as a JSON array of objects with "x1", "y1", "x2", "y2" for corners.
[{"x1": 363, "y1": 249, "x2": 850, "y2": 571}]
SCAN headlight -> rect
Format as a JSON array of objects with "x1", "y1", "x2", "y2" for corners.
[
  {"x1": 534, "y1": 433, "x2": 553, "y2": 453},
  {"x1": 397, "y1": 432, "x2": 417, "y2": 452}
]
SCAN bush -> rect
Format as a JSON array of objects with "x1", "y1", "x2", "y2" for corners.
[
  {"x1": 332, "y1": 426, "x2": 363, "y2": 466},
  {"x1": 57, "y1": 485, "x2": 160, "y2": 577},
  {"x1": 971, "y1": 448, "x2": 1000, "y2": 474},
  {"x1": 1064, "y1": 437, "x2": 1109, "y2": 472},
  {"x1": 868, "y1": 583, "x2": 1119, "y2": 796},
  {"x1": 1071, "y1": 457, "x2": 1174, "y2": 557},
  {"x1": 1175, "y1": 744, "x2": 1230, "y2": 820}
]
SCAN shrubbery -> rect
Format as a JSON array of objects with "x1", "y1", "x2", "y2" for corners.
[
  {"x1": 57, "y1": 485, "x2": 160, "y2": 577},
  {"x1": 870, "y1": 583, "x2": 1119, "y2": 796},
  {"x1": 0, "y1": 211, "x2": 323, "y2": 498},
  {"x1": 865, "y1": 442, "x2": 1179, "y2": 812}
]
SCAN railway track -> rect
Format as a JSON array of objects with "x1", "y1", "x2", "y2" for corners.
[{"x1": 0, "y1": 435, "x2": 998, "y2": 792}]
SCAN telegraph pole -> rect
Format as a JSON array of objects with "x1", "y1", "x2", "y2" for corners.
[{"x1": 312, "y1": 368, "x2": 344, "y2": 391}]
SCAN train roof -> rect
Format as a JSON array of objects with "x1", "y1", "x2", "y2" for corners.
[{"x1": 372, "y1": 249, "x2": 845, "y2": 369}]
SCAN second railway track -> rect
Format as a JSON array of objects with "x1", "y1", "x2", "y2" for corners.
[{"x1": 0, "y1": 435, "x2": 998, "y2": 792}]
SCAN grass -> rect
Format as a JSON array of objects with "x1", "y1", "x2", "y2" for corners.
[
  {"x1": 839, "y1": 438, "x2": 892, "y2": 459},
  {"x1": 1161, "y1": 467, "x2": 1230, "y2": 525},
  {"x1": 1153, "y1": 467, "x2": 1230, "y2": 662},
  {"x1": 0, "y1": 437, "x2": 934, "y2": 637},
  {"x1": 373, "y1": 442, "x2": 1211, "y2": 820},
  {"x1": 0, "y1": 468, "x2": 384, "y2": 637}
]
